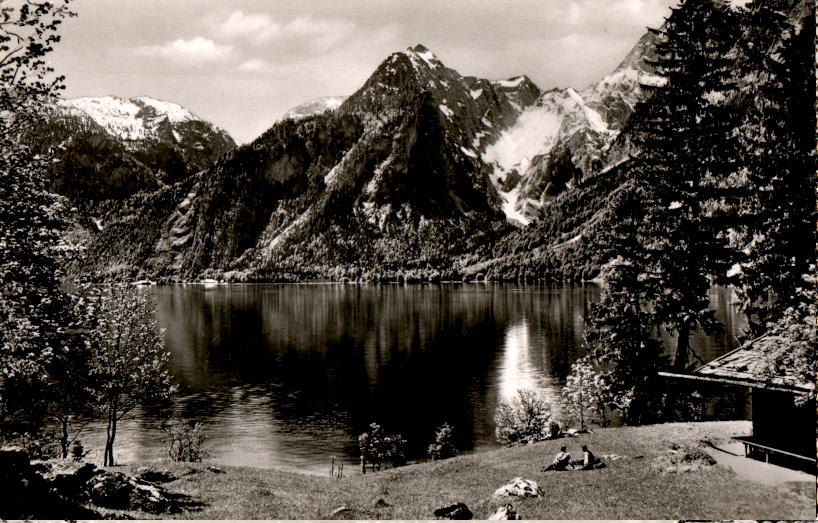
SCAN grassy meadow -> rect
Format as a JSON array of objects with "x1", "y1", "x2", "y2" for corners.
[{"x1": 98, "y1": 420, "x2": 815, "y2": 520}]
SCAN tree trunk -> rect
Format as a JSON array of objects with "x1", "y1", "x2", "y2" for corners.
[
  {"x1": 674, "y1": 324, "x2": 691, "y2": 371},
  {"x1": 61, "y1": 416, "x2": 69, "y2": 459},
  {"x1": 104, "y1": 414, "x2": 112, "y2": 466},
  {"x1": 107, "y1": 415, "x2": 117, "y2": 466}
]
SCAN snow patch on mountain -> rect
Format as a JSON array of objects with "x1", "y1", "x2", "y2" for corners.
[
  {"x1": 415, "y1": 47, "x2": 439, "y2": 69},
  {"x1": 365, "y1": 155, "x2": 393, "y2": 196},
  {"x1": 134, "y1": 97, "x2": 196, "y2": 123},
  {"x1": 57, "y1": 96, "x2": 200, "y2": 141},
  {"x1": 566, "y1": 88, "x2": 609, "y2": 134},
  {"x1": 499, "y1": 185, "x2": 530, "y2": 226},
  {"x1": 404, "y1": 44, "x2": 443, "y2": 72},
  {"x1": 483, "y1": 106, "x2": 562, "y2": 172},
  {"x1": 482, "y1": 105, "x2": 563, "y2": 224},
  {"x1": 460, "y1": 145, "x2": 478, "y2": 158},
  {"x1": 495, "y1": 76, "x2": 527, "y2": 88},
  {"x1": 282, "y1": 96, "x2": 347, "y2": 121}
]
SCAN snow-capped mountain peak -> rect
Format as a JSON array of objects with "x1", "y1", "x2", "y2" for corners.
[
  {"x1": 281, "y1": 96, "x2": 348, "y2": 122},
  {"x1": 493, "y1": 76, "x2": 529, "y2": 89},
  {"x1": 404, "y1": 43, "x2": 443, "y2": 70},
  {"x1": 56, "y1": 96, "x2": 206, "y2": 141}
]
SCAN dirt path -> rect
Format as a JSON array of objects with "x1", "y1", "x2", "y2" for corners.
[{"x1": 704, "y1": 441, "x2": 814, "y2": 487}]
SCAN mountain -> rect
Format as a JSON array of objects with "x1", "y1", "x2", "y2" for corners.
[
  {"x1": 61, "y1": 1, "x2": 811, "y2": 283},
  {"x1": 281, "y1": 96, "x2": 348, "y2": 121},
  {"x1": 470, "y1": 0, "x2": 815, "y2": 283},
  {"x1": 482, "y1": 31, "x2": 662, "y2": 224},
  {"x1": 174, "y1": 44, "x2": 542, "y2": 281},
  {"x1": 31, "y1": 96, "x2": 235, "y2": 206},
  {"x1": 74, "y1": 44, "x2": 543, "y2": 281}
]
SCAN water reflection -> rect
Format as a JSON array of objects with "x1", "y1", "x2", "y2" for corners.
[{"x1": 76, "y1": 283, "x2": 742, "y2": 474}]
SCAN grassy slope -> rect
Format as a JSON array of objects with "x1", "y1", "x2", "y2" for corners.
[{"x1": 114, "y1": 421, "x2": 813, "y2": 520}]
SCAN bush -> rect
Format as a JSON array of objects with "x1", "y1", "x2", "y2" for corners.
[
  {"x1": 427, "y1": 423, "x2": 457, "y2": 460},
  {"x1": 358, "y1": 423, "x2": 407, "y2": 470},
  {"x1": 494, "y1": 389, "x2": 558, "y2": 446},
  {"x1": 164, "y1": 420, "x2": 209, "y2": 462},
  {"x1": 651, "y1": 444, "x2": 717, "y2": 473},
  {"x1": 70, "y1": 440, "x2": 90, "y2": 462}
]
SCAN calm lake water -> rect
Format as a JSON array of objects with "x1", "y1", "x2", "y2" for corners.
[{"x1": 81, "y1": 283, "x2": 744, "y2": 474}]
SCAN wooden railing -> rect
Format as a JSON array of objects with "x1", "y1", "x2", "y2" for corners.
[{"x1": 732, "y1": 436, "x2": 816, "y2": 465}]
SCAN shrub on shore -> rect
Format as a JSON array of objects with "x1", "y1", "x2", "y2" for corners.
[
  {"x1": 164, "y1": 419, "x2": 209, "y2": 462},
  {"x1": 494, "y1": 389, "x2": 559, "y2": 446},
  {"x1": 427, "y1": 423, "x2": 457, "y2": 460}
]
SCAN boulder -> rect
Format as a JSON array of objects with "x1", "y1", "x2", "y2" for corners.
[
  {"x1": 433, "y1": 502, "x2": 473, "y2": 520},
  {"x1": 372, "y1": 497, "x2": 391, "y2": 508},
  {"x1": 88, "y1": 470, "x2": 175, "y2": 513},
  {"x1": 0, "y1": 448, "x2": 102, "y2": 519},
  {"x1": 488, "y1": 503, "x2": 521, "y2": 520},
  {"x1": 48, "y1": 462, "x2": 99, "y2": 500},
  {"x1": 89, "y1": 472, "x2": 135, "y2": 509},
  {"x1": 492, "y1": 477, "x2": 543, "y2": 499}
]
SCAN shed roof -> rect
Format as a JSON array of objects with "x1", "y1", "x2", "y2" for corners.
[{"x1": 659, "y1": 334, "x2": 814, "y2": 393}]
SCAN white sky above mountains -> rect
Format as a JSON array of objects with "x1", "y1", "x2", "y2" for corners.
[{"x1": 51, "y1": 0, "x2": 675, "y2": 143}]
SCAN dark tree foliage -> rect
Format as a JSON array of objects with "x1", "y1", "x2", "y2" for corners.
[
  {"x1": 0, "y1": 0, "x2": 77, "y2": 439},
  {"x1": 577, "y1": 0, "x2": 814, "y2": 426},
  {"x1": 730, "y1": 4, "x2": 816, "y2": 338},
  {"x1": 583, "y1": 186, "x2": 669, "y2": 425}
]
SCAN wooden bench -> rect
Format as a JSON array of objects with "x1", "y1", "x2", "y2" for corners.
[{"x1": 732, "y1": 436, "x2": 815, "y2": 466}]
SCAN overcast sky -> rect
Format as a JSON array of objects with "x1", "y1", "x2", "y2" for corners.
[{"x1": 51, "y1": 0, "x2": 676, "y2": 143}]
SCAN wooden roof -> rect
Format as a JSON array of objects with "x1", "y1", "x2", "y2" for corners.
[{"x1": 659, "y1": 335, "x2": 814, "y2": 393}]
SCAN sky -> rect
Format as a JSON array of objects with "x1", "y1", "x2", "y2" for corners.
[{"x1": 50, "y1": 0, "x2": 676, "y2": 144}]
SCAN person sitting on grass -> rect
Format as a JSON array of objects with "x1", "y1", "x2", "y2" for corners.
[
  {"x1": 544, "y1": 446, "x2": 573, "y2": 471},
  {"x1": 579, "y1": 444, "x2": 605, "y2": 470}
]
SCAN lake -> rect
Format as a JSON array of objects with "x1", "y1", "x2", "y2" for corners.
[{"x1": 80, "y1": 283, "x2": 745, "y2": 474}]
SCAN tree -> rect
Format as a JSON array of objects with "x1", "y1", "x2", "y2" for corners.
[
  {"x1": 1, "y1": 0, "x2": 73, "y2": 134},
  {"x1": 626, "y1": 0, "x2": 740, "y2": 371},
  {"x1": 494, "y1": 388, "x2": 558, "y2": 446},
  {"x1": 730, "y1": 4, "x2": 816, "y2": 339},
  {"x1": 427, "y1": 422, "x2": 456, "y2": 460},
  {"x1": 0, "y1": 0, "x2": 75, "y2": 440},
  {"x1": 583, "y1": 242, "x2": 668, "y2": 425},
  {"x1": 164, "y1": 419, "x2": 209, "y2": 462},
  {"x1": 758, "y1": 282, "x2": 817, "y2": 404},
  {"x1": 85, "y1": 286, "x2": 174, "y2": 466},
  {"x1": 357, "y1": 422, "x2": 407, "y2": 471},
  {"x1": 561, "y1": 356, "x2": 612, "y2": 429},
  {"x1": 48, "y1": 301, "x2": 96, "y2": 459}
]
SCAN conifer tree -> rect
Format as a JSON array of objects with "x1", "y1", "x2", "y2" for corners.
[
  {"x1": 730, "y1": 5, "x2": 816, "y2": 338},
  {"x1": 625, "y1": 0, "x2": 740, "y2": 370}
]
